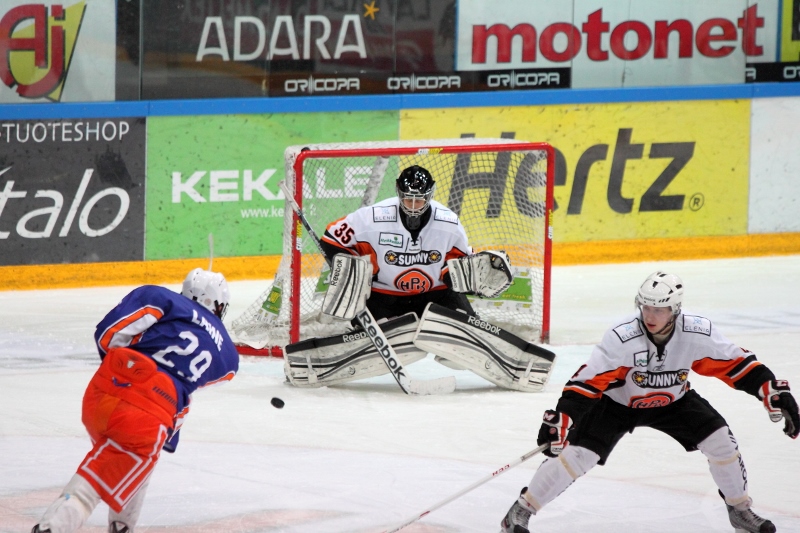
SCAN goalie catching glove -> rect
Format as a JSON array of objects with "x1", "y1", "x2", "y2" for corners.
[
  {"x1": 759, "y1": 379, "x2": 800, "y2": 439},
  {"x1": 447, "y1": 250, "x2": 513, "y2": 299},
  {"x1": 321, "y1": 254, "x2": 372, "y2": 320}
]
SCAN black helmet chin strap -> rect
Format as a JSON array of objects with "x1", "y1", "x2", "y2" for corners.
[{"x1": 400, "y1": 207, "x2": 431, "y2": 237}]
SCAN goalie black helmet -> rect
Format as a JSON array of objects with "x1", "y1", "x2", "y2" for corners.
[{"x1": 396, "y1": 165, "x2": 435, "y2": 229}]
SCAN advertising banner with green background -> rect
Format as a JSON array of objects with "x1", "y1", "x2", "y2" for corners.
[
  {"x1": 146, "y1": 111, "x2": 398, "y2": 260},
  {"x1": 401, "y1": 99, "x2": 750, "y2": 242}
]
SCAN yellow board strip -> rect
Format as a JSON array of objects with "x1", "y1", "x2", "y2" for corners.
[
  {"x1": 2, "y1": 232, "x2": 799, "y2": 291},
  {"x1": 1, "y1": 256, "x2": 282, "y2": 291},
  {"x1": 553, "y1": 232, "x2": 800, "y2": 265}
]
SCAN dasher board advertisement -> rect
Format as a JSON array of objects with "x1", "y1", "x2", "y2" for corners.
[
  {"x1": 0, "y1": 0, "x2": 116, "y2": 103},
  {"x1": 747, "y1": 0, "x2": 800, "y2": 82},
  {"x1": 145, "y1": 111, "x2": 398, "y2": 260},
  {"x1": 456, "y1": 0, "x2": 779, "y2": 88},
  {"x1": 0, "y1": 118, "x2": 146, "y2": 265},
  {"x1": 142, "y1": 0, "x2": 458, "y2": 99},
  {"x1": 401, "y1": 99, "x2": 750, "y2": 242}
]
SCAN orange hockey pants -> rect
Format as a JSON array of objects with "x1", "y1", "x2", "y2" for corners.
[{"x1": 76, "y1": 347, "x2": 178, "y2": 512}]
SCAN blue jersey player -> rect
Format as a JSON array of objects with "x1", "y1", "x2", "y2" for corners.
[{"x1": 32, "y1": 269, "x2": 239, "y2": 533}]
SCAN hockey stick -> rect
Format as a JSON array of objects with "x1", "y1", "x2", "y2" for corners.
[
  {"x1": 278, "y1": 180, "x2": 455, "y2": 396},
  {"x1": 379, "y1": 443, "x2": 548, "y2": 533},
  {"x1": 208, "y1": 233, "x2": 214, "y2": 270}
]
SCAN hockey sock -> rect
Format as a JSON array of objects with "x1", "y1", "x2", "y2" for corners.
[
  {"x1": 698, "y1": 426, "x2": 751, "y2": 509},
  {"x1": 108, "y1": 477, "x2": 150, "y2": 530},
  {"x1": 525, "y1": 446, "x2": 599, "y2": 510},
  {"x1": 38, "y1": 474, "x2": 101, "y2": 533}
]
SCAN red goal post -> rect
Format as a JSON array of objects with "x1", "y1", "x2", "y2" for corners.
[{"x1": 231, "y1": 139, "x2": 554, "y2": 356}]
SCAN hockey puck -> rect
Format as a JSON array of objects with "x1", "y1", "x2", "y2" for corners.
[{"x1": 271, "y1": 397, "x2": 285, "y2": 409}]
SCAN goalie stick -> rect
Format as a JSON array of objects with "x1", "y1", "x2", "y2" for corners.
[
  {"x1": 278, "y1": 180, "x2": 455, "y2": 396},
  {"x1": 379, "y1": 443, "x2": 549, "y2": 533}
]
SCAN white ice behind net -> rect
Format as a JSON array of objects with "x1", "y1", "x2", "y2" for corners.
[{"x1": 231, "y1": 139, "x2": 549, "y2": 350}]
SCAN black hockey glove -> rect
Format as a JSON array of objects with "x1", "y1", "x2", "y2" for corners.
[
  {"x1": 759, "y1": 380, "x2": 800, "y2": 439},
  {"x1": 537, "y1": 409, "x2": 573, "y2": 457}
]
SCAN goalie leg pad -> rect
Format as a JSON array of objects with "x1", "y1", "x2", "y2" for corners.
[
  {"x1": 413, "y1": 303, "x2": 556, "y2": 392},
  {"x1": 321, "y1": 253, "x2": 372, "y2": 320},
  {"x1": 284, "y1": 313, "x2": 426, "y2": 387}
]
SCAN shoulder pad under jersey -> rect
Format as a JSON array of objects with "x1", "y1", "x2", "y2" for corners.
[
  {"x1": 372, "y1": 204, "x2": 397, "y2": 222},
  {"x1": 433, "y1": 207, "x2": 458, "y2": 224},
  {"x1": 682, "y1": 314, "x2": 712, "y2": 336},
  {"x1": 612, "y1": 318, "x2": 644, "y2": 343}
]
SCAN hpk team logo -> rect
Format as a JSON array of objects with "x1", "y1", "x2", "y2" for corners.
[
  {"x1": 394, "y1": 269, "x2": 433, "y2": 294},
  {"x1": 0, "y1": 2, "x2": 86, "y2": 101}
]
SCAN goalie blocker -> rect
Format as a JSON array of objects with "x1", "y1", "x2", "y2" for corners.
[
  {"x1": 321, "y1": 253, "x2": 372, "y2": 321},
  {"x1": 284, "y1": 313, "x2": 426, "y2": 387},
  {"x1": 414, "y1": 303, "x2": 556, "y2": 392}
]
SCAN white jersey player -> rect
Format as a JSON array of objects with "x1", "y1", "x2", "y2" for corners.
[
  {"x1": 501, "y1": 271, "x2": 799, "y2": 533},
  {"x1": 320, "y1": 165, "x2": 475, "y2": 320}
]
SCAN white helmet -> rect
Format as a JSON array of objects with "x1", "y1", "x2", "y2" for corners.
[
  {"x1": 635, "y1": 271, "x2": 684, "y2": 315},
  {"x1": 181, "y1": 268, "x2": 230, "y2": 320}
]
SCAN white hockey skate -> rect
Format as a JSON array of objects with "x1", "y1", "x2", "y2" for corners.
[{"x1": 500, "y1": 487, "x2": 535, "y2": 533}]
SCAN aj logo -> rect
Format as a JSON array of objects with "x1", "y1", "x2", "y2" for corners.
[{"x1": 0, "y1": 2, "x2": 86, "y2": 101}]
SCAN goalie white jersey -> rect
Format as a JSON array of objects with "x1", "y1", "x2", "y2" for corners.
[
  {"x1": 322, "y1": 197, "x2": 471, "y2": 296},
  {"x1": 566, "y1": 311, "x2": 768, "y2": 409}
]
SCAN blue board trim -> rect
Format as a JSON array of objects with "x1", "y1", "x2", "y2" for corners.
[{"x1": 2, "y1": 83, "x2": 800, "y2": 120}]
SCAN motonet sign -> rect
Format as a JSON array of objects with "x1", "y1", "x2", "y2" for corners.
[{"x1": 456, "y1": 0, "x2": 779, "y2": 87}]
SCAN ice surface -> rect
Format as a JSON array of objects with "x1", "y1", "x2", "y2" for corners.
[{"x1": 2, "y1": 256, "x2": 799, "y2": 532}]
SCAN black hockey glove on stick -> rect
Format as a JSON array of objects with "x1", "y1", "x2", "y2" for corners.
[
  {"x1": 760, "y1": 380, "x2": 800, "y2": 439},
  {"x1": 537, "y1": 409, "x2": 573, "y2": 457}
]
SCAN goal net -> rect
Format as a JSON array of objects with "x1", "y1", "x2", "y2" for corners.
[{"x1": 231, "y1": 139, "x2": 554, "y2": 355}]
